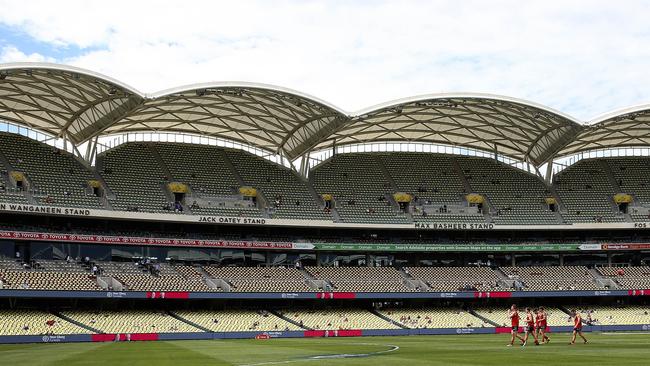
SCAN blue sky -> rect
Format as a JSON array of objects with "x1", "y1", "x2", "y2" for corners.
[
  {"x1": 1, "y1": 0, "x2": 650, "y2": 120},
  {"x1": 0, "y1": 24, "x2": 87, "y2": 59}
]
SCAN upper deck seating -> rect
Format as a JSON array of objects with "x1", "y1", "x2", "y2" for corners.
[
  {"x1": 311, "y1": 154, "x2": 409, "y2": 224},
  {"x1": 0, "y1": 133, "x2": 101, "y2": 207},
  {"x1": 554, "y1": 159, "x2": 625, "y2": 223}
]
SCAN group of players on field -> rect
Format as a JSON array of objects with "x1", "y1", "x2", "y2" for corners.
[{"x1": 507, "y1": 305, "x2": 588, "y2": 346}]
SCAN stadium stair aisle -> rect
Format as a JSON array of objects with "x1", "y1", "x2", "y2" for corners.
[
  {"x1": 554, "y1": 159, "x2": 626, "y2": 223},
  {"x1": 378, "y1": 153, "x2": 485, "y2": 224},
  {"x1": 202, "y1": 266, "x2": 316, "y2": 292},
  {"x1": 0, "y1": 310, "x2": 91, "y2": 335},
  {"x1": 0, "y1": 258, "x2": 101, "y2": 291},
  {"x1": 468, "y1": 309, "x2": 500, "y2": 327},
  {"x1": 223, "y1": 149, "x2": 331, "y2": 220},
  {"x1": 267, "y1": 309, "x2": 312, "y2": 330},
  {"x1": 172, "y1": 310, "x2": 300, "y2": 332},
  {"x1": 604, "y1": 157, "x2": 650, "y2": 221},
  {"x1": 166, "y1": 311, "x2": 212, "y2": 332},
  {"x1": 151, "y1": 143, "x2": 263, "y2": 218},
  {"x1": 405, "y1": 266, "x2": 502, "y2": 292},
  {"x1": 305, "y1": 266, "x2": 415, "y2": 292},
  {"x1": 51, "y1": 311, "x2": 102, "y2": 334},
  {"x1": 378, "y1": 308, "x2": 489, "y2": 329},
  {"x1": 598, "y1": 265, "x2": 650, "y2": 289},
  {"x1": 95, "y1": 262, "x2": 216, "y2": 292},
  {"x1": 279, "y1": 309, "x2": 399, "y2": 330},
  {"x1": 62, "y1": 310, "x2": 202, "y2": 334},
  {"x1": 4, "y1": 131, "x2": 650, "y2": 226},
  {"x1": 97, "y1": 143, "x2": 171, "y2": 213},
  {"x1": 457, "y1": 156, "x2": 560, "y2": 225},
  {"x1": 500, "y1": 266, "x2": 604, "y2": 291},
  {"x1": 0, "y1": 147, "x2": 32, "y2": 204},
  {"x1": 310, "y1": 153, "x2": 409, "y2": 224},
  {"x1": 370, "y1": 308, "x2": 409, "y2": 329},
  {"x1": 147, "y1": 144, "x2": 174, "y2": 187}
]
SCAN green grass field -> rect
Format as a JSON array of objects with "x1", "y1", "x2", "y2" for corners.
[{"x1": 1, "y1": 333, "x2": 649, "y2": 365}]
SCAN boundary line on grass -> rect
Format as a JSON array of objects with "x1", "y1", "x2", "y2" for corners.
[{"x1": 238, "y1": 343, "x2": 399, "y2": 366}]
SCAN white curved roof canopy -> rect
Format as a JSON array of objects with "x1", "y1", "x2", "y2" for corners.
[
  {"x1": 556, "y1": 104, "x2": 650, "y2": 158},
  {"x1": 0, "y1": 63, "x2": 144, "y2": 143},
  {"x1": 0, "y1": 63, "x2": 348, "y2": 159},
  {"x1": 3, "y1": 63, "x2": 650, "y2": 166},
  {"x1": 104, "y1": 82, "x2": 348, "y2": 159},
  {"x1": 315, "y1": 94, "x2": 583, "y2": 165}
]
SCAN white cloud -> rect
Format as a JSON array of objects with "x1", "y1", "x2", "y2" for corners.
[
  {"x1": 0, "y1": 0, "x2": 650, "y2": 119},
  {"x1": 0, "y1": 45, "x2": 54, "y2": 63}
]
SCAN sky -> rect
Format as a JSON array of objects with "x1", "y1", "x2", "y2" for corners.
[{"x1": 0, "y1": 0, "x2": 649, "y2": 120}]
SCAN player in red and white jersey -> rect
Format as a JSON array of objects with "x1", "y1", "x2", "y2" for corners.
[
  {"x1": 522, "y1": 307, "x2": 539, "y2": 346},
  {"x1": 507, "y1": 304, "x2": 525, "y2": 347},
  {"x1": 569, "y1": 309, "x2": 588, "y2": 345},
  {"x1": 536, "y1": 307, "x2": 550, "y2": 344}
]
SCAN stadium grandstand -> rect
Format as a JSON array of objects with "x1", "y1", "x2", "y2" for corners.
[{"x1": 1, "y1": 63, "x2": 650, "y2": 343}]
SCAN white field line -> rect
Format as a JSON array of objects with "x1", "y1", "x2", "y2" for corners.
[{"x1": 238, "y1": 343, "x2": 400, "y2": 366}]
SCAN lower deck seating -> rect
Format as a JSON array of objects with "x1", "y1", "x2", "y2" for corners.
[
  {"x1": 0, "y1": 259, "x2": 99, "y2": 291},
  {"x1": 597, "y1": 266, "x2": 650, "y2": 289},
  {"x1": 63, "y1": 310, "x2": 198, "y2": 333},
  {"x1": 97, "y1": 262, "x2": 215, "y2": 292},
  {"x1": 306, "y1": 266, "x2": 414, "y2": 292},
  {"x1": 502, "y1": 266, "x2": 603, "y2": 291},
  {"x1": 203, "y1": 266, "x2": 313, "y2": 292},
  {"x1": 3, "y1": 260, "x2": 646, "y2": 293},
  {"x1": 174, "y1": 310, "x2": 300, "y2": 332},
  {"x1": 406, "y1": 266, "x2": 501, "y2": 292},
  {"x1": 0, "y1": 258, "x2": 25, "y2": 271},
  {"x1": 0, "y1": 310, "x2": 89, "y2": 335},
  {"x1": 0, "y1": 271, "x2": 100, "y2": 291},
  {"x1": 474, "y1": 307, "x2": 570, "y2": 327},
  {"x1": 380, "y1": 308, "x2": 487, "y2": 328},
  {"x1": 280, "y1": 309, "x2": 397, "y2": 330},
  {"x1": 574, "y1": 305, "x2": 650, "y2": 325},
  {"x1": 1, "y1": 305, "x2": 648, "y2": 337}
]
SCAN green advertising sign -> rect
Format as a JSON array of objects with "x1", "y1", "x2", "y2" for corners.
[{"x1": 312, "y1": 243, "x2": 582, "y2": 252}]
